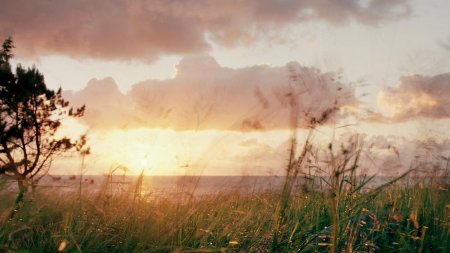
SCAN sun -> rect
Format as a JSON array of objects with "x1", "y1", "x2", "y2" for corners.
[{"x1": 139, "y1": 158, "x2": 150, "y2": 169}]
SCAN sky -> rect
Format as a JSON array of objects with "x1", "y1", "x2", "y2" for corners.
[{"x1": 1, "y1": 0, "x2": 449, "y2": 176}]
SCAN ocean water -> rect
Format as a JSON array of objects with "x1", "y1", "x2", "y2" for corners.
[
  {"x1": 4, "y1": 174, "x2": 448, "y2": 198},
  {"x1": 35, "y1": 175, "x2": 290, "y2": 197}
]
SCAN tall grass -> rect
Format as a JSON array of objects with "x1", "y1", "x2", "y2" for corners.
[{"x1": 0, "y1": 165, "x2": 449, "y2": 252}]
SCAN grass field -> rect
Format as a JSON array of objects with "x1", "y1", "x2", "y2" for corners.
[{"x1": 0, "y1": 172, "x2": 449, "y2": 252}]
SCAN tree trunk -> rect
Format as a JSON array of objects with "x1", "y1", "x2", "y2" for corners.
[{"x1": 10, "y1": 177, "x2": 28, "y2": 219}]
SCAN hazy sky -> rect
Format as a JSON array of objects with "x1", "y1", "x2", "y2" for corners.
[{"x1": 1, "y1": 0, "x2": 449, "y2": 175}]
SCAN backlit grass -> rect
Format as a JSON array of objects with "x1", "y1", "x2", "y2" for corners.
[{"x1": 0, "y1": 175, "x2": 449, "y2": 252}]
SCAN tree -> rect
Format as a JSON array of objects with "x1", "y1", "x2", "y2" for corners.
[{"x1": 0, "y1": 37, "x2": 86, "y2": 203}]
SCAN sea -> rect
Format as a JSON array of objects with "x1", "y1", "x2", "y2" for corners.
[{"x1": 2, "y1": 174, "x2": 448, "y2": 198}]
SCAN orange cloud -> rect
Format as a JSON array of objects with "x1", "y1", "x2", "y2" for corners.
[
  {"x1": 375, "y1": 73, "x2": 450, "y2": 121},
  {"x1": 65, "y1": 55, "x2": 357, "y2": 131},
  {"x1": 0, "y1": 0, "x2": 409, "y2": 60}
]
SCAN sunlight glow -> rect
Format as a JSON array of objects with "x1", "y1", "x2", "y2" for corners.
[{"x1": 140, "y1": 158, "x2": 150, "y2": 169}]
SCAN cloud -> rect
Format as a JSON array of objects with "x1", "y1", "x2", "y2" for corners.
[
  {"x1": 367, "y1": 134, "x2": 450, "y2": 174},
  {"x1": 441, "y1": 33, "x2": 450, "y2": 51},
  {"x1": 375, "y1": 73, "x2": 450, "y2": 121},
  {"x1": 0, "y1": 0, "x2": 409, "y2": 60},
  {"x1": 62, "y1": 77, "x2": 139, "y2": 129},
  {"x1": 65, "y1": 55, "x2": 357, "y2": 131}
]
